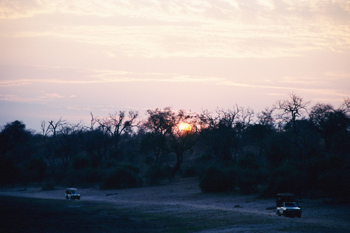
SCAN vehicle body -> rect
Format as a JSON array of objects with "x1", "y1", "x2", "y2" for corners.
[
  {"x1": 276, "y1": 193, "x2": 301, "y2": 217},
  {"x1": 277, "y1": 202, "x2": 302, "y2": 217},
  {"x1": 65, "y1": 188, "x2": 80, "y2": 200}
]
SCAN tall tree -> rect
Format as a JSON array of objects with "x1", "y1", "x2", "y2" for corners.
[
  {"x1": 144, "y1": 108, "x2": 198, "y2": 178},
  {"x1": 0, "y1": 120, "x2": 32, "y2": 161},
  {"x1": 94, "y1": 110, "x2": 138, "y2": 153},
  {"x1": 310, "y1": 103, "x2": 350, "y2": 152},
  {"x1": 199, "y1": 106, "x2": 253, "y2": 164},
  {"x1": 276, "y1": 93, "x2": 310, "y2": 135}
]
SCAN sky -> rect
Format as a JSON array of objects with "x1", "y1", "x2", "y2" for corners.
[{"x1": 1, "y1": 0, "x2": 350, "y2": 132}]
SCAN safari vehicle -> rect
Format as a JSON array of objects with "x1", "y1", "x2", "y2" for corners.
[
  {"x1": 277, "y1": 202, "x2": 302, "y2": 217},
  {"x1": 65, "y1": 188, "x2": 80, "y2": 200},
  {"x1": 276, "y1": 193, "x2": 301, "y2": 217}
]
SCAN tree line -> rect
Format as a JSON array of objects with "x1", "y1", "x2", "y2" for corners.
[{"x1": 1, "y1": 94, "x2": 349, "y2": 200}]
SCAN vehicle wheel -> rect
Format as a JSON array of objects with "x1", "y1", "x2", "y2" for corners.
[
  {"x1": 297, "y1": 214, "x2": 301, "y2": 218},
  {"x1": 277, "y1": 211, "x2": 281, "y2": 216},
  {"x1": 66, "y1": 196, "x2": 68, "y2": 200}
]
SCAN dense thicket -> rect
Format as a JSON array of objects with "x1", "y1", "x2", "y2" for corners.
[{"x1": 1, "y1": 95, "x2": 349, "y2": 201}]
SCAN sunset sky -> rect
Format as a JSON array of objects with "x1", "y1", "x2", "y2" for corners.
[{"x1": 1, "y1": 0, "x2": 350, "y2": 132}]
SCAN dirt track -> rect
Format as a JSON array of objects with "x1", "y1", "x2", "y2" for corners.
[{"x1": 1, "y1": 177, "x2": 349, "y2": 232}]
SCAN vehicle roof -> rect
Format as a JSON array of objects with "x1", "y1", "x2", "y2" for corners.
[
  {"x1": 66, "y1": 188, "x2": 78, "y2": 190},
  {"x1": 276, "y1": 193, "x2": 295, "y2": 197}
]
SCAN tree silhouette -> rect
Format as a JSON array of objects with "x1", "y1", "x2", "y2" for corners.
[
  {"x1": 144, "y1": 107, "x2": 198, "y2": 178},
  {"x1": 276, "y1": 93, "x2": 309, "y2": 135}
]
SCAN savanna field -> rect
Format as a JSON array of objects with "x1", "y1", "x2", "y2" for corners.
[{"x1": 1, "y1": 95, "x2": 350, "y2": 232}]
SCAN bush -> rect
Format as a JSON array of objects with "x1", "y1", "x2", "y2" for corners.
[
  {"x1": 195, "y1": 153, "x2": 216, "y2": 179},
  {"x1": 19, "y1": 158, "x2": 47, "y2": 184},
  {"x1": 236, "y1": 153, "x2": 267, "y2": 194},
  {"x1": 41, "y1": 182, "x2": 55, "y2": 191},
  {"x1": 119, "y1": 163, "x2": 140, "y2": 174},
  {"x1": 83, "y1": 168, "x2": 103, "y2": 183},
  {"x1": 318, "y1": 166, "x2": 350, "y2": 202},
  {"x1": 100, "y1": 164, "x2": 141, "y2": 189},
  {"x1": 224, "y1": 167, "x2": 237, "y2": 191},
  {"x1": 67, "y1": 167, "x2": 103, "y2": 185},
  {"x1": 264, "y1": 162, "x2": 304, "y2": 197},
  {"x1": 72, "y1": 156, "x2": 90, "y2": 170},
  {"x1": 145, "y1": 164, "x2": 171, "y2": 185},
  {"x1": 199, "y1": 166, "x2": 236, "y2": 193},
  {"x1": 144, "y1": 156, "x2": 154, "y2": 165},
  {"x1": 0, "y1": 156, "x2": 20, "y2": 185},
  {"x1": 181, "y1": 165, "x2": 198, "y2": 178},
  {"x1": 236, "y1": 168, "x2": 267, "y2": 194}
]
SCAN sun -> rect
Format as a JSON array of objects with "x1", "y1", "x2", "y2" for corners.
[{"x1": 178, "y1": 123, "x2": 192, "y2": 131}]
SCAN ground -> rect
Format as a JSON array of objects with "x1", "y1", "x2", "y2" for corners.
[{"x1": 1, "y1": 177, "x2": 349, "y2": 232}]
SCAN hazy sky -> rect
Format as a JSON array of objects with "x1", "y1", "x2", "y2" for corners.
[{"x1": 1, "y1": 0, "x2": 350, "y2": 132}]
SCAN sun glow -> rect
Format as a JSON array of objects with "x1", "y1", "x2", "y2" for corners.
[{"x1": 178, "y1": 123, "x2": 192, "y2": 131}]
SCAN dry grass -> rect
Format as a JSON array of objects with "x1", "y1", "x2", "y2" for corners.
[{"x1": 1, "y1": 177, "x2": 349, "y2": 233}]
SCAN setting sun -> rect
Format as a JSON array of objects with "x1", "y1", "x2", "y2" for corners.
[{"x1": 178, "y1": 123, "x2": 192, "y2": 131}]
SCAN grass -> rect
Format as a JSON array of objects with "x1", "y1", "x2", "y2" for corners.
[
  {"x1": 0, "y1": 196, "x2": 348, "y2": 233},
  {"x1": 0, "y1": 196, "x2": 159, "y2": 233},
  {"x1": 0, "y1": 196, "x2": 272, "y2": 233}
]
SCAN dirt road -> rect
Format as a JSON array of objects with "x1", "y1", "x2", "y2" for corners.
[{"x1": 1, "y1": 177, "x2": 349, "y2": 232}]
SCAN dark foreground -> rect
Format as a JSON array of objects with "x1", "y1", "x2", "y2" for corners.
[
  {"x1": 0, "y1": 196, "x2": 168, "y2": 233},
  {"x1": 1, "y1": 195, "x2": 349, "y2": 233}
]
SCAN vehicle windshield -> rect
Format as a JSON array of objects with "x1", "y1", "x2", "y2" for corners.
[{"x1": 285, "y1": 202, "x2": 297, "y2": 207}]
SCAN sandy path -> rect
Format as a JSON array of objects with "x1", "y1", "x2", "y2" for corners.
[{"x1": 1, "y1": 177, "x2": 349, "y2": 232}]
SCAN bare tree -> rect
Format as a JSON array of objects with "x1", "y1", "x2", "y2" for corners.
[
  {"x1": 37, "y1": 119, "x2": 87, "y2": 177},
  {"x1": 342, "y1": 98, "x2": 350, "y2": 115},
  {"x1": 37, "y1": 121, "x2": 56, "y2": 176},
  {"x1": 275, "y1": 95, "x2": 316, "y2": 191},
  {"x1": 199, "y1": 105, "x2": 253, "y2": 163},
  {"x1": 275, "y1": 93, "x2": 310, "y2": 135},
  {"x1": 95, "y1": 110, "x2": 138, "y2": 151},
  {"x1": 57, "y1": 121, "x2": 86, "y2": 168},
  {"x1": 48, "y1": 118, "x2": 67, "y2": 137},
  {"x1": 36, "y1": 119, "x2": 67, "y2": 176},
  {"x1": 258, "y1": 107, "x2": 274, "y2": 126}
]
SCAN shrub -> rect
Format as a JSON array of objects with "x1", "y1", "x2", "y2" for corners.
[
  {"x1": 195, "y1": 153, "x2": 216, "y2": 179},
  {"x1": 236, "y1": 168, "x2": 267, "y2": 194},
  {"x1": 67, "y1": 167, "x2": 103, "y2": 185},
  {"x1": 100, "y1": 164, "x2": 141, "y2": 189},
  {"x1": 318, "y1": 166, "x2": 350, "y2": 202},
  {"x1": 199, "y1": 166, "x2": 236, "y2": 193},
  {"x1": 119, "y1": 163, "x2": 140, "y2": 174},
  {"x1": 236, "y1": 153, "x2": 267, "y2": 194},
  {"x1": 182, "y1": 165, "x2": 198, "y2": 178},
  {"x1": 72, "y1": 156, "x2": 90, "y2": 170},
  {"x1": 83, "y1": 168, "x2": 103, "y2": 183},
  {"x1": 144, "y1": 155, "x2": 154, "y2": 165},
  {"x1": 0, "y1": 156, "x2": 20, "y2": 185},
  {"x1": 145, "y1": 164, "x2": 171, "y2": 185},
  {"x1": 224, "y1": 167, "x2": 237, "y2": 191},
  {"x1": 22, "y1": 158, "x2": 46, "y2": 183},
  {"x1": 264, "y1": 162, "x2": 304, "y2": 197},
  {"x1": 41, "y1": 182, "x2": 55, "y2": 191}
]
